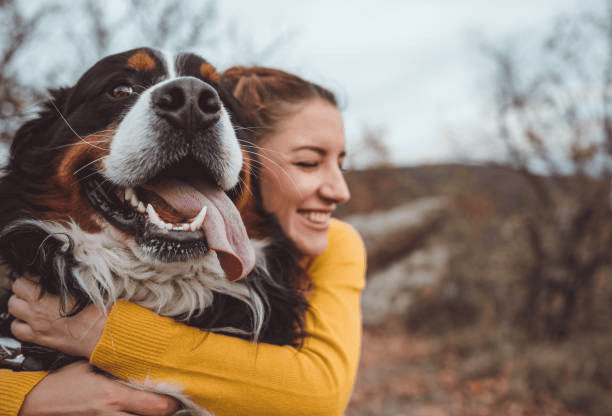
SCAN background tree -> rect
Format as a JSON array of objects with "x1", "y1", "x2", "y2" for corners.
[
  {"x1": 476, "y1": 2, "x2": 612, "y2": 340},
  {"x1": 0, "y1": 0, "x2": 292, "y2": 145},
  {"x1": 0, "y1": 0, "x2": 60, "y2": 141}
]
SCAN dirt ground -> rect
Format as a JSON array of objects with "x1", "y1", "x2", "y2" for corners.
[{"x1": 346, "y1": 321, "x2": 595, "y2": 416}]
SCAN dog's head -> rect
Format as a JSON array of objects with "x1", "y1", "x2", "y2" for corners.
[{"x1": 4, "y1": 48, "x2": 255, "y2": 281}]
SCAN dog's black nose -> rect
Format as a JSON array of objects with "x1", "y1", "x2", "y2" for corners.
[{"x1": 152, "y1": 78, "x2": 221, "y2": 130}]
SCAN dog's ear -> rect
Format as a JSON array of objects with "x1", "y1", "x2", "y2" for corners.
[{"x1": 9, "y1": 87, "x2": 70, "y2": 163}]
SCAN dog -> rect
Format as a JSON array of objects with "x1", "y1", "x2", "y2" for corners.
[{"x1": 0, "y1": 48, "x2": 308, "y2": 412}]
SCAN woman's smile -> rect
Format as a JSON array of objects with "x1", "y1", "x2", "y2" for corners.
[
  {"x1": 259, "y1": 98, "x2": 350, "y2": 256},
  {"x1": 297, "y1": 209, "x2": 333, "y2": 227}
]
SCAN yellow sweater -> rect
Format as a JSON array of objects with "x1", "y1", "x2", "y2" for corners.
[{"x1": 0, "y1": 219, "x2": 366, "y2": 415}]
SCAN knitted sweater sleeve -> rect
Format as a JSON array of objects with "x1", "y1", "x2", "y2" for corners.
[
  {"x1": 91, "y1": 219, "x2": 366, "y2": 415},
  {"x1": 0, "y1": 371, "x2": 47, "y2": 416}
]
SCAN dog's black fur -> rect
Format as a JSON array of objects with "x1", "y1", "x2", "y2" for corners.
[{"x1": 0, "y1": 48, "x2": 308, "y2": 373}]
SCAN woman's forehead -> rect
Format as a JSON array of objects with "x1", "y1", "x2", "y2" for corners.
[{"x1": 269, "y1": 100, "x2": 345, "y2": 151}]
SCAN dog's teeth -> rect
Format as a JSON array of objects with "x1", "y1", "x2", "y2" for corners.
[
  {"x1": 146, "y1": 202, "x2": 206, "y2": 233},
  {"x1": 171, "y1": 223, "x2": 191, "y2": 232},
  {"x1": 146, "y1": 203, "x2": 179, "y2": 232},
  {"x1": 124, "y1": 187, "x2": 134, "y2": 203},
  {"x1": 146, "y1": 203, "x2": 160, "y2": 222},
  {"x1": 124, "y1": 187, "x2": 140, "y2": 208},
  {"x1": 189, "y1": 206, "x2": 207, "y2": 231},
  {"x1": 137, "y1": 201, "x2": 146, "y2": 213}
]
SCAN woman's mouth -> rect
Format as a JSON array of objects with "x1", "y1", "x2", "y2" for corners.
[{"x1": 298, "y1": 209, "x2": 333, "y2": 225}]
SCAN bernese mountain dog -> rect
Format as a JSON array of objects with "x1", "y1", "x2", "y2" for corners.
[{"x1": 0, "y1": 48, "x2": 307, "y2": 392}]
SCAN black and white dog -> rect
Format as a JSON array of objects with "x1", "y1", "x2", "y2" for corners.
[{"x1": 0, "y1": 48, "x2": 307, "y2": 397}]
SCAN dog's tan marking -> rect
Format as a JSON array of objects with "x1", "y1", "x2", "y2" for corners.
[
  {"x1": 200, "y1": 62, "x2": 220, "y2": 83},
  {"x1": 126, "y1": 51, "x2": 157, "y2": 72},
  {"x1": 33, "y1": 132, "x2": 113, "y2": 232}
]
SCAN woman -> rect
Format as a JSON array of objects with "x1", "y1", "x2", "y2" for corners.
[{"x1": 1, "y1": 66, "x2": 366, "y2": 416}]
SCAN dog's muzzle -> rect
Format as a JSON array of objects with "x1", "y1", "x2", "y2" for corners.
[{"x1": 83, "y1": 76, "x2": 254, "y2": 281}]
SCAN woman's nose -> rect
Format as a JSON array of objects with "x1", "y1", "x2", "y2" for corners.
[{"x1": 320, "y1": 166, "x2": 351, "y2": 204}]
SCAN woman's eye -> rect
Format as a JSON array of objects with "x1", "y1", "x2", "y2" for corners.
[
  {"x1": 111, "y1": 85, "x2": 134, "y2": 99},
  {"x1": 296, "y1": 161, "x2": 319, "y2": 168}
]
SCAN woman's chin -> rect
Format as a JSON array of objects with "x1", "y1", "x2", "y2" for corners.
[
  {"x1": 292, "y1": 231, "x2": 329, "y2": 257},
  {"x1": 284, "y1": 212, "x2": 332, "y2": 256}
]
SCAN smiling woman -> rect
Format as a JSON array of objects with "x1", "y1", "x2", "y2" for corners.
[{"x1": 258, "y1": 100, "x2": 351, "y2": 256}]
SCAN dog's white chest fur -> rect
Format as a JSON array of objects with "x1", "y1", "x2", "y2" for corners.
[{"x1": 29, "y1": 220, "x2": 258, "y2": 320}]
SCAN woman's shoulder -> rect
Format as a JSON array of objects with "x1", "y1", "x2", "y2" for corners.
[
  {"x1": 328, "y1": 219, "x2": 364, "y2": 252},
  {"x1": 308, "y1": 219, "x2": 366, "y2": 278}
]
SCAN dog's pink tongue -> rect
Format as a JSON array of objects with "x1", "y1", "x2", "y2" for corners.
[{"x1": 146, "y1": 178, "x2": 255, "y2": 282}]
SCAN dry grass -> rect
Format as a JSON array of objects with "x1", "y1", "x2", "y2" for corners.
[{"x1": 348, "y1": 319, "x2": 612, "y2": 416}]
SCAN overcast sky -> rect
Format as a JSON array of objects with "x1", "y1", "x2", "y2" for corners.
[
  {"x1": 2, "y1": 0, "x2": 608, "y2": 168},
  {"x1": 215, "y1": 0, "x2": 608, "y2": 167}
]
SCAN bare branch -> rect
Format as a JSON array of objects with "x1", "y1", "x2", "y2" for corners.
[
  {"x1": 0, "y1": 2, "x2": 61, "y2": 72},
  {"x1": 84, "y1": 0, "x2": 110, "y2": 57}
]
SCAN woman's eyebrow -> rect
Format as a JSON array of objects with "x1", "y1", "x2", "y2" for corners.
[
  {"x1": 292, "y1": 146, "x2": 347, "y2": 158},
  {"x1": 291, "y1": 146, "x2": 326, "y2": 155}
]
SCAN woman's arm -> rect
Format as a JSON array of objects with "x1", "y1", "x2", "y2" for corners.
[
  {"x1": 91, "y1": 219, "x2": 365, "y2": 415},
  {"x1": 0, "y1": 370, "x2": 46, "y2": 416},
  {"x1": 0, "y1": 362, "x2": 179, "y2": 416},
  {"x1": 4, "y1": 219, "x2": 365, "y2": 415}
]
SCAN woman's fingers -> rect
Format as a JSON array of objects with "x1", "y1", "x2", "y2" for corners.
[
  {"x1": 117, "y1": 386, "x2": 182, "y2": 416},
  {"x1": 9, "y1": 318, "x2": 35, "y2": 342},
  {"x1": 7, "y1": 292, "x2": 30, "y2": 320},
  {"x1": 12, "y1": 277, "x2": 75, "y2": 315},
  {"x1": 20, "y1": 361, "x2": 181, "y2": 416},
  {"x1": 11, "y1": 277, "x2": 40, "y2": 302},
  {"x1": 8, "y1": 277, "x2": 107, "y2": 358}
]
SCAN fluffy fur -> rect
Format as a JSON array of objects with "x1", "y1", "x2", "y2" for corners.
[{"x1": 0, "y1": 48, "x2": 309, "y2": 413}]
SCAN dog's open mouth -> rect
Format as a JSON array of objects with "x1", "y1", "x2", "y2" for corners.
[{"x1": 76, "y1": 160, "x2": 255, "y2": 280}]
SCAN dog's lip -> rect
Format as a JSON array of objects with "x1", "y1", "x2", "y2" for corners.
[{"x1": 144, "y1": 221, "x2": 204, "y2": 240}]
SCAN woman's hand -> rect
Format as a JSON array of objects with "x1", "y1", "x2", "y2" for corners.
[
  {"x1": 8, "y1": 277, "x2": 107, "y2": 359},
  {"x1": 20, "y1": 361, "x2": 180, "y2": 416}
]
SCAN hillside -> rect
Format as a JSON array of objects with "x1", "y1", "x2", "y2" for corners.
[
  {"x1": 342, "y1": 162, "x2": 612, "y2": 415},
  {"x1": 335, "y1": 162, "x2": 540, "y2": 218}
]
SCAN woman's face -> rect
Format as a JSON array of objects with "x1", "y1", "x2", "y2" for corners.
[{"x1": 259, "y1": 99, "x2": 351, "y2": 256}]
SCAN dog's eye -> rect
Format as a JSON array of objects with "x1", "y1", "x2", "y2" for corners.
[{"x1": 111, "y1": 85, "x2": 134, "y2": 99}]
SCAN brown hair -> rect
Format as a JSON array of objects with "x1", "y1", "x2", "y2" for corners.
[
  {"x1": 220, "y1": 67, "x2": 336, "y2": 340},
  {"x1": 220, "y1": 66, "x2": 337, "y2": 142}
]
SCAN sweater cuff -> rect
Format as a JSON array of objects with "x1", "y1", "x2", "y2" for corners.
[
  {"x1": 91, "y1": 300, "x2": 174, "y2": 380},
  {"x1": 0, "y1": 371, "x2": 47, "y2": 416}
]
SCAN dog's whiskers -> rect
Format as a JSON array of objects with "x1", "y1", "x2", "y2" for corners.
[
  {"x1": 73, "y1": 156, "x2": 109, "y2": 177},
  {"x1": 238, "y1": 144, "x2": 302, "y2": 191},
  {"x1": 50, "y1": 136, "x2": 111, "y2": 151},
  {"x1": 244, "y1": 151, "x2": 300, "y2": 190},
  {"x1": 49, "y1": 101, "x2": 108, "y2": 151}
]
